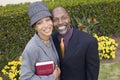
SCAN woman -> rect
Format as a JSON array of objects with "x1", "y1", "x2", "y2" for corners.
[{"x1": 20, "y1": 1, "x2": 60, "y2": 80}]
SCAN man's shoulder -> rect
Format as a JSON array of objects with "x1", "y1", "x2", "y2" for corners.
[
  {"x1": 52, "y1": 31, "x2": 58, "y2": 39},
  {"x1": 73, "y1": 28, "x2": 96, "y2": 40},
  {"x1": 51, "y1": 31, "x2": 59, "y2": 43},
  {"x1": 73, "y1": 28, "x2": 88, "y2": 36}
]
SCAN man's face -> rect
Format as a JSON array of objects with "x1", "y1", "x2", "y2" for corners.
[{"x1": 52, "y1": 7, "x2": 70, "y2": 36}]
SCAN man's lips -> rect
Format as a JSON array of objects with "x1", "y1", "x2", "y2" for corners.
[{"x1": 58, "y1": 26, "x2": 66, "y2": 30}]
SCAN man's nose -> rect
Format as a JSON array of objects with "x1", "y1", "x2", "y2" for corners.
[{"x1": 58, "y1": 19, "x2": 63, "y2": 24}]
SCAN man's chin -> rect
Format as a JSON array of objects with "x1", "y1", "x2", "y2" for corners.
[{"x1": 58, "y1": 30, "x2": 67, "y2": 36}]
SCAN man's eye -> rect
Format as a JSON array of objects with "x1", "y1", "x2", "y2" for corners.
[
  {"x1": 62, "y1": 17, "x2": 67, "y2": 20},
  {"x1": 53, "y1": 18, "x2": 58, "y2": 22}
]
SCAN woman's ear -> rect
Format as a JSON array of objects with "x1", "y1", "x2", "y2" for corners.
[
  {"x1": 34, "y1": 26, "x2": 37, "y2": 31},
  {"x1": 32, "y1": 24, "x2": 36, "y2": 30}
]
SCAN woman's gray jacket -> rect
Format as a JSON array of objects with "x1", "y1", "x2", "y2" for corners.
[{"x1": 20, "y1": 33, "x2": 59, "y2": 80}]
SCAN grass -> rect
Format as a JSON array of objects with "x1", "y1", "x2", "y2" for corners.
[{"x1": 99, "y1": 62, "x2": 120, "y2": 80}]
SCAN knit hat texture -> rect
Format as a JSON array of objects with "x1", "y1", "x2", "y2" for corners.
[{"x1": 28, "y1": 1, "x2": 51, "y2": 26}]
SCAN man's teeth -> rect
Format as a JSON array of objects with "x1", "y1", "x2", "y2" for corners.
[{"x1": 58, "y1": 26, "x2": 65, "y2": 30}]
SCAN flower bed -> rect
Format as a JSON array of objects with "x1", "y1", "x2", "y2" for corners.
[{"x1": 94, "y1": 34, "x2": 118, "y2": 60}]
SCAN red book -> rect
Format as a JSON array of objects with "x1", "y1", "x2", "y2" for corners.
[{"x1": 35, "y1": 61, "x2": 54, "y2": 76}]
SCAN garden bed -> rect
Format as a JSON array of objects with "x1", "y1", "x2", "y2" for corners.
[{"x1": 101, "y1": 37, "x2": 120, "y2": 63}]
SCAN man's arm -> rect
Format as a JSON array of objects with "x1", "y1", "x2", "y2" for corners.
[{"x1": 86, "y1": 38, "x2": 100, "y2": 80}]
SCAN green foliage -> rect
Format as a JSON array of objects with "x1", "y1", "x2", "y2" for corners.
[
  {"x1": 43, "y1": 0, "x2": 120, "y2": 37},
  {"x1": 69, "y1": 1, "x2": 120, "y2": 36},
  {"x1": 72, "y1": 14, "x2": 99, "y2": 34},
  {"x1": 0, "y1": 3, "x2": 34, "y2": 71}
]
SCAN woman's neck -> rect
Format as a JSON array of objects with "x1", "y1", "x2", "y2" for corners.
[
  {"x1": 41, "y1": 39, "x2": 50, "y2": 45},
  {"x1": 37, "y1": 33, "x2": 50, "y2": 44}
]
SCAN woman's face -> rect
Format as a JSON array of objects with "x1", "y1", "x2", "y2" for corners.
[{"x1": 34, "y1": 17, "x2": 53, "y2": 38}]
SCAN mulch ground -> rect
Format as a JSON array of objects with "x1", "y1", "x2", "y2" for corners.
[{"x1": 101, "y1": 37, "x2": 120, "y2": 63}]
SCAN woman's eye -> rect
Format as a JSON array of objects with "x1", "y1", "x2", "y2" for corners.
[
  {"x1": 36, "y1": 21, "x2": 42, "y2": 25},
  {"x1": 46, "y1": 18, "x2": 51, "y2": 22}
]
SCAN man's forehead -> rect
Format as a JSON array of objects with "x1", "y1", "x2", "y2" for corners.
[{"x1": 52, "y1": 7, "x2": 67, "y2": 16}]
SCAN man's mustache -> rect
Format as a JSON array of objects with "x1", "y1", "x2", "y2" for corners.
[{"x1": 57, "y1": 23, "x2": 67, "y2": 27}]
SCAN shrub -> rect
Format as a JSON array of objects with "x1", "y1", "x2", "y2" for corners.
[
  {"x1": 72, "y1": 14, "x2": 99, "y2": 34},
  {"x1": 0, "y1": 3, "x2": 34, "y2": 71},
  {"x1": 69, "y1": 1, "x2": 120, "y2": 37}
]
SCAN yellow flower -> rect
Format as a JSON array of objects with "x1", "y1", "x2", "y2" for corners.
[
  {"x1": 1, "y1": 69, "x2": 6, "y2": 75},
  {"x1": 78, "y1": 23, "x2": 83, "y2": 28},
  {"x1": 1, "y1": 56, "x2": 22, "y2": 80},
  {"x1": 93, "y1": 34, "x2": 118, "y2": 60},
  {"x1": 112, "y1": 54, "x2": 116, "y2": 59},
  {"x1": 19, "y1": 56, "x2": 22, "y2": 61},
  {"x1": 0, "y1": 77, "x2": 3, "y2": 80}
]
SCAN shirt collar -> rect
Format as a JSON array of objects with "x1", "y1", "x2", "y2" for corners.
[{"x1": 58, "y1": 27, "x2": 73, "y2": 42}]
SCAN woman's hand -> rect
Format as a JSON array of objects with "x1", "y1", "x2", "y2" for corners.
[{"x1": 53, "y1": 65, "x2": 61, "y2": 80}]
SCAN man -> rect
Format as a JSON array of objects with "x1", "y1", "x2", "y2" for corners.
[{"x1": 52, "y1": 6, "x2": 100, "y2": 80}]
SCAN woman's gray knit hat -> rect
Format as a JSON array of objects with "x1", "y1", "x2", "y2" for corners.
[{"x1": 28, "y1": 1, "x2": 51, "y2": 27}]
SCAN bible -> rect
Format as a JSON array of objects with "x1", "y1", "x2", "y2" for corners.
[{"x1": 35, "y1": 61, "x2": 54, "y2": 76}]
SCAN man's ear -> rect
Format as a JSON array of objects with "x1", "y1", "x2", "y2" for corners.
[{"x1": 68, "y1": 16, "x2": 71, "y2": 23}]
